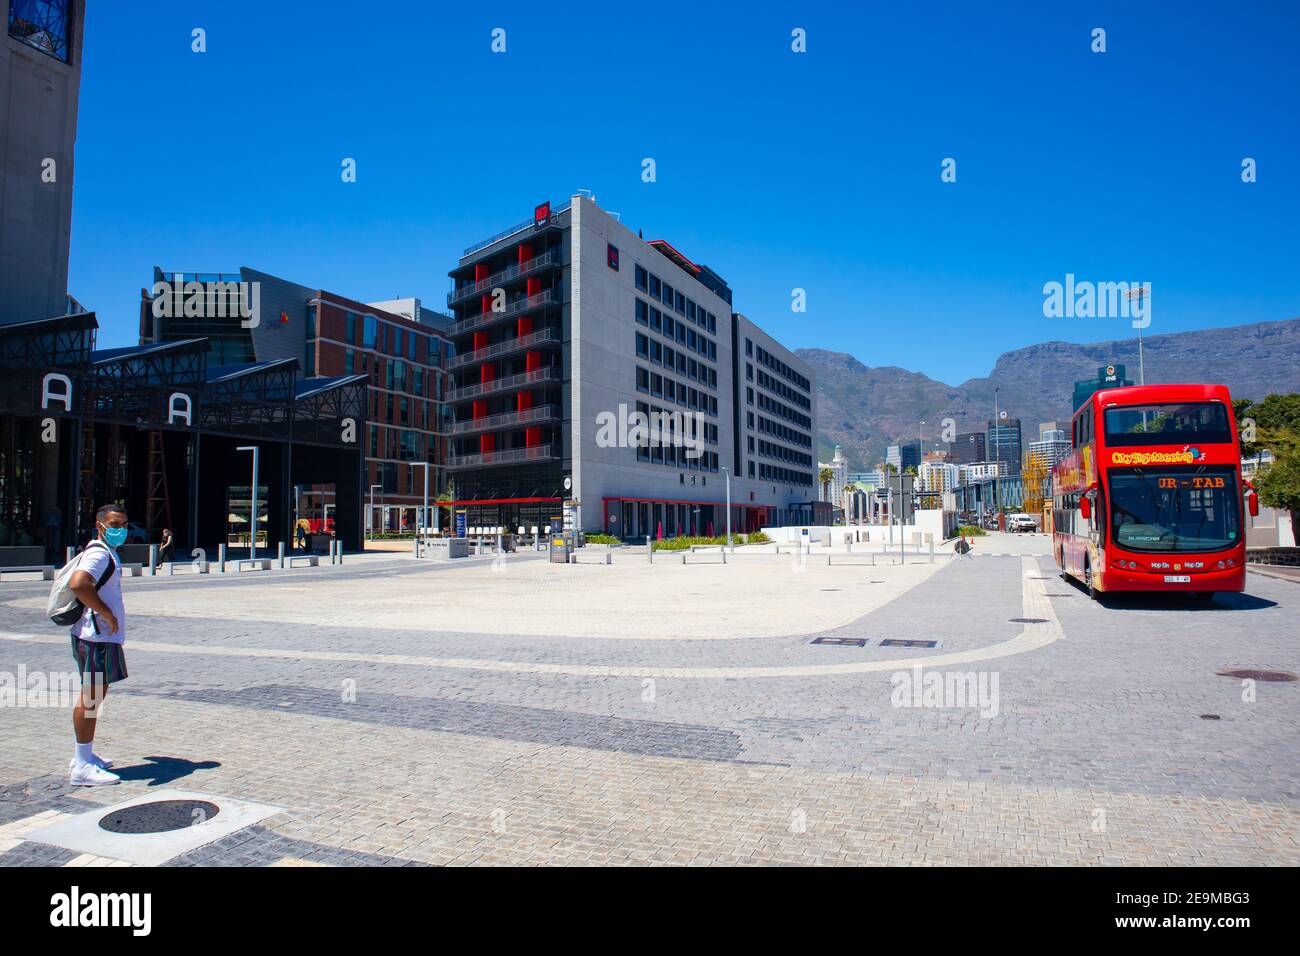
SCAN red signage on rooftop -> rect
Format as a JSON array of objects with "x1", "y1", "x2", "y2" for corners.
[{"x1": 534, "y1": 201, "x2": 551, "y2": 226}]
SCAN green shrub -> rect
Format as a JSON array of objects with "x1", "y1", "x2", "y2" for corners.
[
  {"x1": 957, "y1": 525, "x2": 987, "y2": 537},
  {"x1": 651, "y1": 534, "x2": 733, "y2": 552},
  {"x1": 584, "y1": 533, "x2": 622, "y2": 545},
  {"x1": 745, "y1": 530, "x2": 770, "y2": 544}
]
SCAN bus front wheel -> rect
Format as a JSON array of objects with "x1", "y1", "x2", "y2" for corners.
[{"x1": 1084, "y1": 561, "x2": 1099, "y2": 601}]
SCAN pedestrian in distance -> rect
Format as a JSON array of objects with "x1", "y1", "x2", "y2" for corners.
[
  {"x1": 156, "y1": 527, "x2": 174, "y2": 568},
  {"x1": 65, "y1": 504, "x2": 131, "y2": 786}
]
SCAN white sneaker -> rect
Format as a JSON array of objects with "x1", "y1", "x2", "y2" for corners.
[
  {"x1": 68, "y1": 754, "x2": 113, "y2": 771},
  {"x1": 70, "y1": 761, "x2": 120, "y2": 787}
]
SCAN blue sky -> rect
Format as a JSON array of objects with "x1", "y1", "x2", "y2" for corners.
[{"x1": 70, "y1": 0, "x2": 1299, "y2": 384}]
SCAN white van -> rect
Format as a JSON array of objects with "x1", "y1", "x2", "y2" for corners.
[{"x1": 1007, "y1": 513, "x2": 1037, "y2": 533}]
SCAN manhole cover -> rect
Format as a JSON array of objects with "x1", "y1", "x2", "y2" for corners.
[
  {"x1": 819, "y1": 588, "x2": 843, "y2": 592},
  {"x1": 99, "y1": 800, "x2": 220, "y2": 834},
  {"x1": 810, "y1": 636, "x2": 867, "y2": 647},
  {"x1": 1200, "y1": 714, "x2": 1221, "y2": 720},
  {"x1": 1010, "y1": 618, "x2": 1049, "y2": 624},
  {"x1": 880, "y1": 639, "x2": 939, "y2": 649},
  {"x1": 1216, "y1": 669, "x2": 1298, "y2": 683}
]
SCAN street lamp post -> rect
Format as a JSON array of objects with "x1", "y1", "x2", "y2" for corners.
[
  {"x1": 369, "y1": 484, "x2": 382, "y2": 542},
  {"x1": 722, "y1": 466, "x2": 732, "y2": 550},
  {"x1": 993, "y1": 388, "x2": 1001, "y2": 516},
  {"x1": 411, "y1": 462, "x2": 430, "y2": 555},
  {"x1": 236, "y1": 446, "x2": 259, "y2": 560},
  {"x1": 1124, "y1": 286, "x2": 1148, "y2": 385}
]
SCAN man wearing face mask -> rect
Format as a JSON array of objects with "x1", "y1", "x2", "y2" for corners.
[{"x1": 66, "y1": 504, "x2": 131, "y2": 786}]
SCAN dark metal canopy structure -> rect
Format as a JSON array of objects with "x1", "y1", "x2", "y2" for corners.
[{"x1": 0, "y1": 313, "x2": 367, "y2": 556}]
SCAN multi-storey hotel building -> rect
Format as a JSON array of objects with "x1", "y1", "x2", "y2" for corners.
[{"x1": 445, "y1": 195, "x2": 818, "y2": 537}]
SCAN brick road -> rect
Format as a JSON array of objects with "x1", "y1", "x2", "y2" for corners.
[{"x1": 0, "y1": 536, "x2": 1295, "y2": 866}]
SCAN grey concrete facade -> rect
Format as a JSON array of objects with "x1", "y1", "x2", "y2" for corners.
[
  {"x1": 571, "y1": 198, "x2": 734, "y2": 536},
  {"x1": 732, "y1": 312, "x2": 818, "y2": 526},
  {"x1": 0, "y1": 0, "x2": 84, "y2": 325}
]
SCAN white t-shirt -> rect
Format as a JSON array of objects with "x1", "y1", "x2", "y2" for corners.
[{"x1": 72, "y1": 543, "x2": 126, "y2": 645}]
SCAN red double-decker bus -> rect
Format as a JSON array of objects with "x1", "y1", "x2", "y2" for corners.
[{"x1": 1052, "y1": 383, "x2": 1258, "y2": 601}]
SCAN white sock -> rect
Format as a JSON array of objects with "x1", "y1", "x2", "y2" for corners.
[{"x1": 74, "y1": 742, "x2": 94, "y2": 766}]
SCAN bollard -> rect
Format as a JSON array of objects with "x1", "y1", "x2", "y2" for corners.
[
  {"x1": 218, "y1": 543, "x2": 227, "y2": 573},
  {"x1": 336, "y1": 540, "x2": 343, "y2": 564},
  {"x1": 827, "y1": 553, "x2": 832, "y2": 566},
  {"x1": 721, "y1": 549, "x2": 727, "y2": 565},
  {"x1": 646, "y1": 535, "x2": 653, "y2": 564},
  {"x1": 278, "y1": 541, "x2": 286, "y2": 569},
  {"x1": 148, "y1": 545, "x2": 157, "y2": 575},
  {"x1": 930, "y1": 539, "x2": 934, "y2": 564}
]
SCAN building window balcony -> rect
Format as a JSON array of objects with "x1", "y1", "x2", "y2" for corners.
[
  {"x1": 448, "y1": 289, "x2": 557, "y2": 337},
  {"x1": 446, "y1": 249, "x2": 561, "y2": 307},
  {"x1": 449, "y1": 404, "x2": 559, "y2": 435},
  {"x1": 447, "y1": 327, "x2": 560, "y2": 369},
  {"x1": 446, "y1": 443, "x2": 562, "y2": 470},
  {"x1": 447, "y1": 365, "x2": 560, "y2": 402}
]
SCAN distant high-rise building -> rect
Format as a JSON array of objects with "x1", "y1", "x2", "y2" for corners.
[
  {"x1": 886, "y1": 440, "x2": 921, "y2": 473},
  {"x1": 1027, "y1": 433, "x2": 1071, "y2": 471},
  {"x1": 918, "y1": 460, "x2": 959, "y2": 493},
  {"x1": 951, "y1": 431, "x2": 987, "y2": 465},
  {"x1": 987, "y1": 417, "x2": 1023, "y2": 475},
  {"x1": 1072, "y1": 364, "x2": 1132, "y2": 413},
  {"x1": 819, "y1": 445, "x2": 848, "y2": 504}
]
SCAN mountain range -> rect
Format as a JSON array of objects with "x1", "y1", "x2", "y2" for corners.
[{"x1": 797, "y1": 317, "x2": 1300, "y2": 470}]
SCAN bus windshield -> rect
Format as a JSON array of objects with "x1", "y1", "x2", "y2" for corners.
[
  {"x1": 1103, "y1": 402, "x2": 1232, "y2": 446},
  {"x1": 1108, "y1": 467, "x2": 1241, "y2": 553}
]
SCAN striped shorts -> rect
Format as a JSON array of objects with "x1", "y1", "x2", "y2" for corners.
[{"x1": 69, "y1": 635, "x2": 129, "y2": 690}]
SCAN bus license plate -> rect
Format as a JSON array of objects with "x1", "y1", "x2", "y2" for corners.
[{"x1": 1163, "y1": 575, "x2": 1191, "y2": 583}]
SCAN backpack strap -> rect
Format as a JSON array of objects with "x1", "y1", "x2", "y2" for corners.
[{"x1": 81, "y1": 540, "x2": 117, "y2": 590}]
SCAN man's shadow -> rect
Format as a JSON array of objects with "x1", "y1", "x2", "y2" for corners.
[{"x1": 112, "y1": 756, "x2": 221, "y2": 787}]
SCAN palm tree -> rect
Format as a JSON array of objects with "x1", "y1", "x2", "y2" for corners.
[
  {"x1": 842, "y1": 482, "x2": 859, "y2": 524},
  {"x1": 819, "y1": 466, "x2": 834, "y2": 501}
]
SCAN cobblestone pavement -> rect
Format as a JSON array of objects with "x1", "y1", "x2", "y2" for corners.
[{"x1": 0, "y1": 539, "x2": 1295, "y2": 866}]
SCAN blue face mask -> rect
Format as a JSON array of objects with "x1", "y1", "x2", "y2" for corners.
[{"x1": 101, "y1": 525, "x2": 128, "y2": 549}]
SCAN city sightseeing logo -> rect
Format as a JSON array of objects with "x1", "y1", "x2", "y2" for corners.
[{"x1": 1110, "y1": 449, "x2": 1198, "y2": 466}]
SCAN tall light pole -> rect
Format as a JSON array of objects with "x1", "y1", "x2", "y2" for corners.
[
  {"x1": 236, "y1": 446, "x2": 259, "y2": 559},
  {"x1": 722, "y1": 466, "x2": 732, "y2": 550},
  {"x1": 993, "y1": 388, "x2": 1001, "y2": 516},
  {"x1": 369, "y1": 484, "x2": 382, "y2": 541},
  {"x1": 1124, "y1": 286, "x2": 1148, "y2": 385}
]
